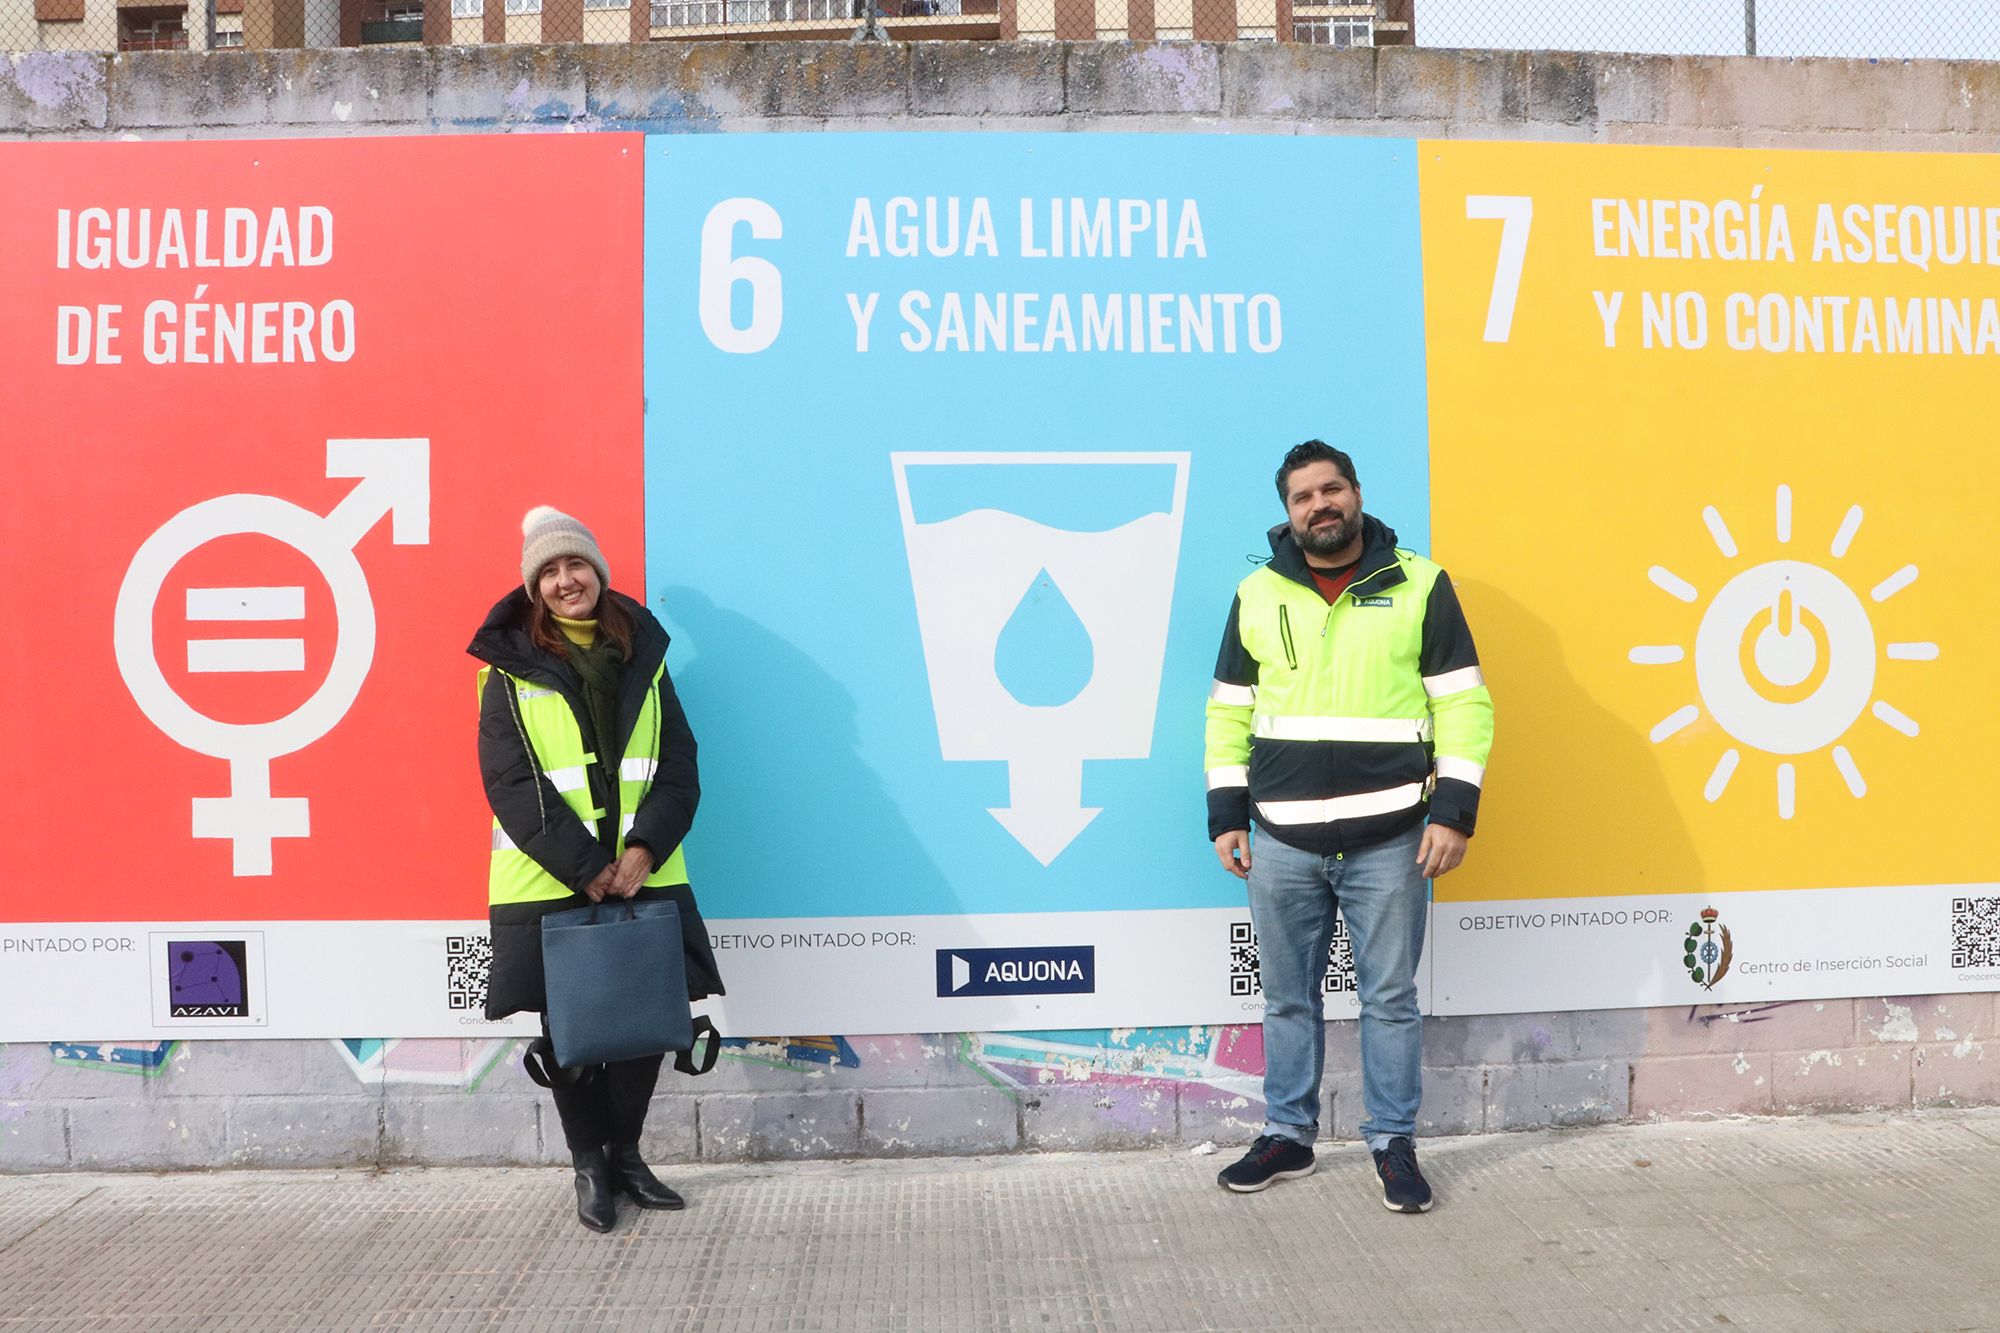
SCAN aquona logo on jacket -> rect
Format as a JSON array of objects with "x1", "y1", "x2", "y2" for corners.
[
  {"x1": 1355, "y1": 596, "x2": 1394, "y2": 607},
  {"x1": 1683, "y1": 907, "x2": 1733, "y2": 989}
]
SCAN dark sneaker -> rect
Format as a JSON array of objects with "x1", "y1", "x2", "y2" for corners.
[
  {"x1": 1217, "y1": 1134, "x2": 1316, "y2": 1193},
  {"x1": 1371, "y1": 1136, "x2": 1433, "y2": 1213}
]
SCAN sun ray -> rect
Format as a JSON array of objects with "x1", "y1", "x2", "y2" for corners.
[
  {"x1": 1776, "y1": 762, "x2": 1796, "y2": 819},
  {"x1": 1830, "y1": 505, "x2": 1864, "y2": 558},
  {"x1": 1650, "y1": 705, "x2": 1700, "y2": 743},
  {"x1": 1776, "y1": 484, "x2": 1793, "y2": 543},
  {"x1": 1831, "y1": 746, "x2": 1867, "y2": 798},
  {"x1": 1872, "y1": 701, "x2": 1920, "y2": 736},
  {"x1": 1872, "y1": 564, "x2": 1919, "y2": 601},
  {"x1": 1886, "y1": 642, "x2": 1938, "y2": 660},
  {"x1": 1648, "y1": 566, "x2": 1700, "y2": 603},
  {"x1": 1627, "y1": 645, "x2": 1685, "y2": 664},
  {"x1": 1701, "y1": 505, "x2": 1738, "y2": 558},
  {"x1": 1704, "y1": 748, "x2": 1740, "y2": 802}
]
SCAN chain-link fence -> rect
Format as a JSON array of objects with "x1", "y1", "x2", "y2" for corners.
[
  {"x1": 1415, "y1": 2, "x2": 2000, "y2": 61},
  {"x1": 4, "y1": 0, "x2": 1393, "y2": 51},
  {"x1": 5, "y1": 0, "x2": 1999, "y2": 60}
]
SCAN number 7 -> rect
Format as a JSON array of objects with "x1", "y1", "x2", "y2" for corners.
[{"x1": 1464, "y1": 195, "x2": 1533, "y2": 344}]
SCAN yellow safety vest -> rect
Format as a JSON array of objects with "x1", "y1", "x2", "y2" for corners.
[{"x1": 479, "y1": 662, "x2": 690, "y2": 906}]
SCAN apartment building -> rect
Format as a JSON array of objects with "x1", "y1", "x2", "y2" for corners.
[{"x1": 0, "y1": 0, "x2": 1406, "y2": 52}]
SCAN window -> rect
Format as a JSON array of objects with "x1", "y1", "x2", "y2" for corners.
[
  {"x1": 504, "y1": 0, "x2": 540, "y2": 14},
  {"x1": 118, "y1": 7, "x2": 188, "y2": 49},
  {"x1": 212, "y1": 26, "x2": 244, "y2": 43},
  {"x1": 1292, "y1": 16, "x2": 1371, "y2": 46},
  {"x1": 452, "y1": 0, "x2": 481, "y2": 15},
  {"x1": 654, "y1": 0, "x2": 720, "y2": 21},
  {"x1": 583, "y1": 0, "x2": 624, "y2": 10}
]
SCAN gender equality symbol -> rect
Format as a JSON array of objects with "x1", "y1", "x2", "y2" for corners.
[{"x1": 113, "y1": 438, "x2": 430, "y2": 876}]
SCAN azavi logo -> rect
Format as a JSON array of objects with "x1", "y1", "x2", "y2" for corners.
[
  {"x1": 1355, "y1": 596, "x2": 1394, "y2": 607},
  {"x1": 1682, "y1": 907, "x2": 1733, "y2": 990},
  {"x1": 166, "y1": 939, "x2": 252, "y2": 1018}
]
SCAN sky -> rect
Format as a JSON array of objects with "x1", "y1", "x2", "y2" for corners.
[{"x1": 1416, "y1": 0, "x2": 2000, "y2": 61}]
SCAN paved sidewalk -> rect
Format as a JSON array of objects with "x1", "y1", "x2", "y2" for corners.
[{"x1": 3, "y1": 1107, "x2": 1998, "y2": 1331}]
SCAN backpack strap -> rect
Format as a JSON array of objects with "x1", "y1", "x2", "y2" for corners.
[{"x1": 671, "y1": 1015, "x2": 721, "y2": 1076}]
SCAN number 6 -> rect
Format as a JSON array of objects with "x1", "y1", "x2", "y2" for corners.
[{"x1": 699, "y1": 199, "x2": 783, "y2": 355}]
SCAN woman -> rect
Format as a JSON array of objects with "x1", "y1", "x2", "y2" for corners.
[{"x1": 469, "y1": 505, "x2": 724, "y2": 1233}]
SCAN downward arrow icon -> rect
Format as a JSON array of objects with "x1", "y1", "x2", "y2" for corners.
[{"x1": 987, "y1": 754, "x2": 1101, "y2": 866}]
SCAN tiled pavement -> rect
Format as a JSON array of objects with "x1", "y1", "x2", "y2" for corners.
[{"x1": 3, "y1": 1107, "x2": 1997, "y2": 1330}]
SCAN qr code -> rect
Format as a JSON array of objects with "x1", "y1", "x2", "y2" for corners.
[
  {"x1": 1228, "y1": 920, "x2": 1357, "y2": 997},
  {"x1": 1951, "y1": 897, "x2": 2000, "y2": 970},
  {"x1": 445, "y1": 935, "x2": 492, "y2": 1011}
]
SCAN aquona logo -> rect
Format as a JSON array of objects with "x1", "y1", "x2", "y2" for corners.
[
  {"x1": 986, "y1": 958, "x2": 1082, "y2": 984},
  {"x1": 1683, "y1": 907, "x2": 1733, "y2": 990},
  {"x1": 936, "y1": 946, "x2": 1095, "y2": 997}
]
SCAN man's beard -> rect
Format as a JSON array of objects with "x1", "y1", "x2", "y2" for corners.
[{"x1": 1294, "y1": 510, "x2": 1360, "y2": 557}]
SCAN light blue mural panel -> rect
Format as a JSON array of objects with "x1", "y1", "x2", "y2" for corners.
[{"x1": 644, "y1": 133, "x2": 1429, "y2": 932}]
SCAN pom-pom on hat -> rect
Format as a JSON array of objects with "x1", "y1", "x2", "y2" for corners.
[{"x1": 520, "y1": 506, "x2": 609, "y2": 600}]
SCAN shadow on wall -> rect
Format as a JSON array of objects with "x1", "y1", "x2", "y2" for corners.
[
  {"x1": 655, "y1": 584, "x2": 952, "y2": 917},
  {"x1": 1444, "y1": 579, "x2": 1703, "y2": 1008}
]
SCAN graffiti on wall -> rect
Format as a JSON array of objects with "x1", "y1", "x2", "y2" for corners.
[
  {"x1": 960, "y1": 1026, "x2": 1262, "y2": 1099},
  {"x1": 48, "y1": 1041, "x2": 179, "y2": 1076},
  {"x1": 332, "y1": 1039, "x2": 516, "y2": 1089}
]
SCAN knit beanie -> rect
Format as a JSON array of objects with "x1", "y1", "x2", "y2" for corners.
[{"x1": 520, "y1": 506, "x2": 610, "y2": 601}]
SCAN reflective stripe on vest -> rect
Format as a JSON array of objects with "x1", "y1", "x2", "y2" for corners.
[
  {"x1": 1256, "y1": 782, "x2": 1426, "y2": 826},
  {"x1": 1209, "y1": 679, "x2": 1256, "y2": 707},
  {"x1": 481, "y1": 661, "x2": 690, "y2": 905},
  {"x1": 1251, "y1": 714, "x2": 1433, "y2": 744},
  {"x1": 1435, "y1": 755, "x2": 1486, "y2": 788},
  {"x1": 1206, "y1": 765, "x2": 1250, "y2": 791}
]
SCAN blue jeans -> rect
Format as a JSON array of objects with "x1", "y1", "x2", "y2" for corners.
[{"x1": 1246, "y1": 822, "x2": 1427, "y2": 1152}]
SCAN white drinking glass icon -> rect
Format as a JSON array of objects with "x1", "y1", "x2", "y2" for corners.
[
  {"x1": 890, "y1": 452, "x2": 1191, "y2": 865},
  {"x1": 113, "y1": 438, "x2": 429, "y2": 875}
]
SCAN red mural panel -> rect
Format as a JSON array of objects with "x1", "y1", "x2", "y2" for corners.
[{"x1": 0, "y1": 135, "x2": 645, "y2": 925}]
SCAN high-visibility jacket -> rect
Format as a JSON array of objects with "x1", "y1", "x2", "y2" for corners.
[
  {"x1": 479, "y1": 659, "x2": 689, "y2": 905},
  {"x1": 468, "y1": 587, "x2": 709, "y2": 1022},
  {"x1": 1205, "y1": 515, "x2": 1494, "y2": 855}
]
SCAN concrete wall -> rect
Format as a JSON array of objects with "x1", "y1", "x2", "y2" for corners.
[
  {"x1": 5, "y1": 42, "x2": 2000, "y2": 145},
  {"x1": 3, "y1": 41, "x2": 1998, "y2": 1167},
  {"x1": 5, "y1": 998, "x2": 1995, "y2": 1168}
]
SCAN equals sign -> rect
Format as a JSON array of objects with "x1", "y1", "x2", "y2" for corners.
[{"x1": 185, "y1": 587, "x2": 306, "y2": 672}]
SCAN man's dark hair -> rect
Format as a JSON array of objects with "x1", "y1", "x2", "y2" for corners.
[{"x1": 1275, "y1": 440, "x2": 1358, "y2": 502}]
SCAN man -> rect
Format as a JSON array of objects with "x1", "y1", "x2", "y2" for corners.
[{"x1": 1206, "y1": 440, "x2": 1493, "y2": 1212}]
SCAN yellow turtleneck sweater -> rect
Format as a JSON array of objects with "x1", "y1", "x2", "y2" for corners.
[{"x1": 553, "y1": 614, "x2": 597, "y2": 648}]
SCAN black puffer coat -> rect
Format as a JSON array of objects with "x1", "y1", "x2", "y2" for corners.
[{"x1": 468, "y1": 587, "x2": 724, "y2": 1020}]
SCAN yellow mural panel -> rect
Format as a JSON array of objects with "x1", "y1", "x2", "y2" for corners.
[{"x1": 1419, "y1": 141, "x2": 1999, "y2": 904}]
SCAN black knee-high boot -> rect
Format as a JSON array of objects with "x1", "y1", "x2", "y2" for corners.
[
  {"x1": 549, "y1": 1071, "x2": 618, "y2": 1232},
  {"x1": 602, "y1": 1054, "x2": 683, "y2": 1210}
]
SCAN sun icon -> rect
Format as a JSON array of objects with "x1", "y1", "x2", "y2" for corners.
[{"x1": 1628, "y1": 484, "x2": 1938, "y2": 819}]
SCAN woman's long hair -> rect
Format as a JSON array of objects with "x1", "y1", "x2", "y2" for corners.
[{"x1": 525, "y1": 586, "x2": 634, "y2": 660}]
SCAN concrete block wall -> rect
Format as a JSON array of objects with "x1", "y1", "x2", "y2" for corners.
[
  {"x1": 3, "y1": 42, "x2": 1997, "y2": 1167},
  {"x1": 5, "y1": 995, "x2": 1994, "y2": 1167},
  {"x1": 6, "y1": 41, "x2": 2000, "y2": 147}
]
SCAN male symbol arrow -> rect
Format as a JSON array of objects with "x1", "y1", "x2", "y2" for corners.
[{"x1": 325, "y1": 438, "x2": 431, "y2": 548}]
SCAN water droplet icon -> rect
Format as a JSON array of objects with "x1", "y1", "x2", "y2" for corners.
[{"x1": 994, "y1": 569, "x2": 1095, "y2": 708}]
